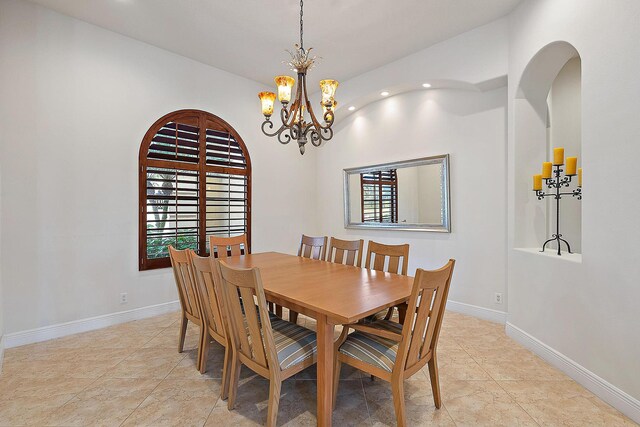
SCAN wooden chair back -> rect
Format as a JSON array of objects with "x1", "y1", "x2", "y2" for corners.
[
  {"x1": 326, "y1": 237, "x2": 364, "y2": 267},
  {"x1": 214, "y1": 259, "x2": 278, "y2": 377},
  {"x1": 190, "y1": 250, "x2": 226, "y2": 343},
  {"x1": 365, "y1": 241, "x2": 410, "y2": 275},
  {"x1": 297, "y1": 234, "x2": 328, "y2": 261},
  {"x1": 210, "y1": 234, "x2": 248, "y2": 259},
  {"x1": 168, "y1": 245, "x2": 201, "y2": 320},
  {"x1": 396, "y1": 260, "x2": 455, "y2": 373}
]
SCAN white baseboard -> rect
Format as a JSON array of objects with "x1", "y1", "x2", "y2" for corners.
[
  {"x1": 4, "y1": 300, "x2": 180, "y2": 349},
  {"x1": 446, "y1": 299, "x2": 507, "y2": 324},
  {"x1": 506, "y1": 322, "x2": 640, "y2": 424}
]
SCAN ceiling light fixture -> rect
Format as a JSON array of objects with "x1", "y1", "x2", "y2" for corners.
[
  {"x1": 380, "y1": 91, "x2": 390, "y2": 97},
  {"x1": 422, "y1": 83, "x2": 432, "y2": 88},
  {"x1": 348, "y1": 106, "x2": 356, "y2": 111},
  {"x1": 258, "y1": 0, "x2": 338, "y2": 155}
]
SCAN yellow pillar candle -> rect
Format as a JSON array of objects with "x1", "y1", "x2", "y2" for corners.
[
  {"x1": 542, "y1": 162, "x2": 553, "y2": 179},
  {"x1": 533, "y1": 174, "x2": 543, "y2": 191},
  {"x1": 565, "y1": 157, "x2": 577, "y2": 175},
  {"x1": 578, "y1": 168, "x2": 583, "y2": 187},
  {"x1": 553, "y1": 147, "x2": 565, "y2": 165}
]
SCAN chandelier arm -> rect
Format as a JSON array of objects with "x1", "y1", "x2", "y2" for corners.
[
  {"x1": 279, "y1": 105, "x2": 291, "y2": 126},
  {"x1": 261, "y1": 119, "x2": 288, "y2": 141},
  {"x1": 277, "y1": 127, "x2": 292, "y2": 145},
  {"x1": 300, "y1": 73, "x2": 324, "y2": 132},
  {"x1": 308, "y1": 127, "x2": 322, "y2": 147},
  {"x1": 308, "y1": 124, "x2": 333, "y2": 146}
]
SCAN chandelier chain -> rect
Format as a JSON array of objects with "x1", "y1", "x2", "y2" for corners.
[{"x1": 299, "y1": 0, "x2": 304, "y2": 49}]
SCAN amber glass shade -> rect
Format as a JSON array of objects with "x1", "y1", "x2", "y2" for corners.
[
  {"x1": 258, "y1": 91, "x2": 276, "y2": 117},
  {"x1": 321, "y1": 100, "x2": 337, "y2": 122},
  {"x1": 319, "y1": 79, "x2": 339, "y2": 105},
  {"x1": 274, "y1": 75, "x2": 295, "y2": 103}
]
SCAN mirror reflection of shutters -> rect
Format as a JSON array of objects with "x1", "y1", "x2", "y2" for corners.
[{"x1": 360, "y1": 169, "x2": 398, "y2": 223}]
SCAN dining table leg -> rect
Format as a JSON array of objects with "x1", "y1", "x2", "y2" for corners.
[{"x1": 316, "y1": 314, "x2": 334, "y2": 427}]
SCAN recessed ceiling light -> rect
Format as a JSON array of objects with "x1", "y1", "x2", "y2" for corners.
[
  {"x1": 422, "y1": 83, "x2": 432, "y2": 88},
  {"x1": 380, "y1": 91, "x2": 389, "y2": 97},
  {"x1": 348, "y1": 106, "x2": 356, "y2": 111}
]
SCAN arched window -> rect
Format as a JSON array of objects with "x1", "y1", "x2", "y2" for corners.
[{"x1": 139, "y1": 109, "x2": 251, "y2": 270}]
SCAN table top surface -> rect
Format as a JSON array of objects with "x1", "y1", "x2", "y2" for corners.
[{"x1": 220, "y1": 252, "x2": 414, "y2": 324}]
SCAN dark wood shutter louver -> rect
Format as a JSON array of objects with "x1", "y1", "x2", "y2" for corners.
[
  {"x1": 360, "y1": 169, "x2": 398, "y2": 223},
  {"x1": 139, "y1": 110, "x2": 251, "y2": 270}
]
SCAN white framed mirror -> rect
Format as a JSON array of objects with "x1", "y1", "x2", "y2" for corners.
[{"x1": 343, "y1": 155, "x2": 450, "y2": 232}]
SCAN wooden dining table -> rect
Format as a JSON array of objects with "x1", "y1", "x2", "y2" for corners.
[{"x1": 222, "y1": 251, "x2": 414, "y2": 427}]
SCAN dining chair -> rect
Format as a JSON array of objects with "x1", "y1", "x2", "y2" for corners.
[
  {"x1": 326, "y1": 237, "x2": 364, "y2": 267},
  {"x1": 214, "y1": 259, "x2": 318, "y2": 427},
  {"x1": 364, "y1": 241, "x2": 410, "y2": 322},
  {"x1": 210, "y1": 234, "x2": 282, "y2": 318},
  {"x1": 168, "y1": 246, "x2": 204, "y2": 355},
  {"x1": 297, "y1": 234, "x2": 328, "y2": 261},
  {"x1": 209, "y1": 234, "x2": 248, "y2": 259},
  {"x1": 189, "y1": 251, "x2": 232, "y2": 398},
  {"x1": 334, "y1": 260, "x2": 456, "y2": 427},
  {"x1": 290, "y1": 234, "x2": 329, "y2": 324}
]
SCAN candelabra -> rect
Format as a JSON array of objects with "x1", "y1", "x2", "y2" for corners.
[{"x1": 534, "y1": 164, "x2": 582, "y2": 255}]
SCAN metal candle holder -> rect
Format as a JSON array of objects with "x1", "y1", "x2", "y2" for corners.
[{"x1": 534, "y1": 164, "x2": 582, "y2": 255}]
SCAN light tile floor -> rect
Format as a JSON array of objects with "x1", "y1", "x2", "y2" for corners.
[{"x1": 0, "y1": 310, "x2": 635, "y2": 426}]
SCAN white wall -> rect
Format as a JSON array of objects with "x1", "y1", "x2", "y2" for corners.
[
  {"x1": 508, "y1": 0, "x2": 640, "y2": 405},
  {"x1": 0, "y1": 0, "x2": 318, "y2": 335},
  {"x1": 317, "y1": 86, "x2": 508, "y2": 312}
]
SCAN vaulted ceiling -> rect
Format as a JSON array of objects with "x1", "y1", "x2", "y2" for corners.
[{"x1": 29, "y1": 0, "x2": 523, "y2": 86}]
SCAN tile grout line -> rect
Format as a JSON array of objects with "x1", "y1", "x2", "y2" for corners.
[
  {"x1": 359, "y1": 375, "x2": 373, "y2": 425},
  {"x1": 35, "y1": 322, "x2": 176, "y2": 426},
  {"x1": 451, "y1": 330, "x2": 542, "y2": 426},
  {"x1": 118, "y1": 323, "x2": 190, "y2": 427},
  {"x1": 491, "y1": 377, "x2": 542, "y2": 426},
  {"x1": 202, "y1": 396, "x2": 221, "y2": 427},
  {"x1": 440, "y1": 403, "x2": 458, "y2": 427}
]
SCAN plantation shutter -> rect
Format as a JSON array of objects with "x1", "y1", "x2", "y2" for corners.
[
  {"x1": 360, "y1": 169, "x2": 398, "y2": 223},
  {"x1": 139, "y1": 110, "x2": 251, "y2": 270}
]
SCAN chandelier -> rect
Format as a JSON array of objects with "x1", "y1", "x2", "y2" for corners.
[{"x1": 258, "y1": 0, "x2": 339, "y2": 155}]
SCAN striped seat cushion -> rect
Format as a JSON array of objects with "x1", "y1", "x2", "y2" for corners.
[
  {"x1": 338, "y1": 319, "x2": 403, "y2": 372},
  {"x1": 361, "y1": 309, "x2": 389, "y2": 324},
  {"x1": 271, "y1": 318, "x2": 317, "y2": 370}
]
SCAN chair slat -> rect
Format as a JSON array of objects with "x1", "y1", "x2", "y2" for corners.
[
  {"x1": 373, "y1": 253, "x2": 386, "y2": 271},
  {"x1": 345, "y1": 250, "x2": 356, "y2": 266},
  {"x1": 239, "y1": 287, "x2": 267, "y2": 367},
  {"x1": 421, "y1": 288, "x2": 446, "y2": 359},
  {"x1": 227, "y1": 285, "x2": 252, "y2": 356},
  {"x1": 388, "y1": 256, "x2": 400, "y2": 274},
  {"x1": 406, "y1": 289, "x2": 433, "y2": 367},
  {"x1": 230, "y1": 244, "x2": 242, "y2": 256}
]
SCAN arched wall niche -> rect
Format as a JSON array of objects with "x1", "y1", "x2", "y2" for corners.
[{"x1": 514, "y1": 41, "x2": 582, "y2": 252}]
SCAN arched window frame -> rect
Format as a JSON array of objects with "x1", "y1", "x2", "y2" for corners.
[{"x1": 138, "y1": 109, "x2": 252, "y2": 270}]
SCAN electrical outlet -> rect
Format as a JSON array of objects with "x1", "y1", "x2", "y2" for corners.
[
  {"x1": 120, "y1": 293, "x2": 128, "y2": 304},
  {"x1": 494, "y1": 292, "x2": 503, "y2": 304}
]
